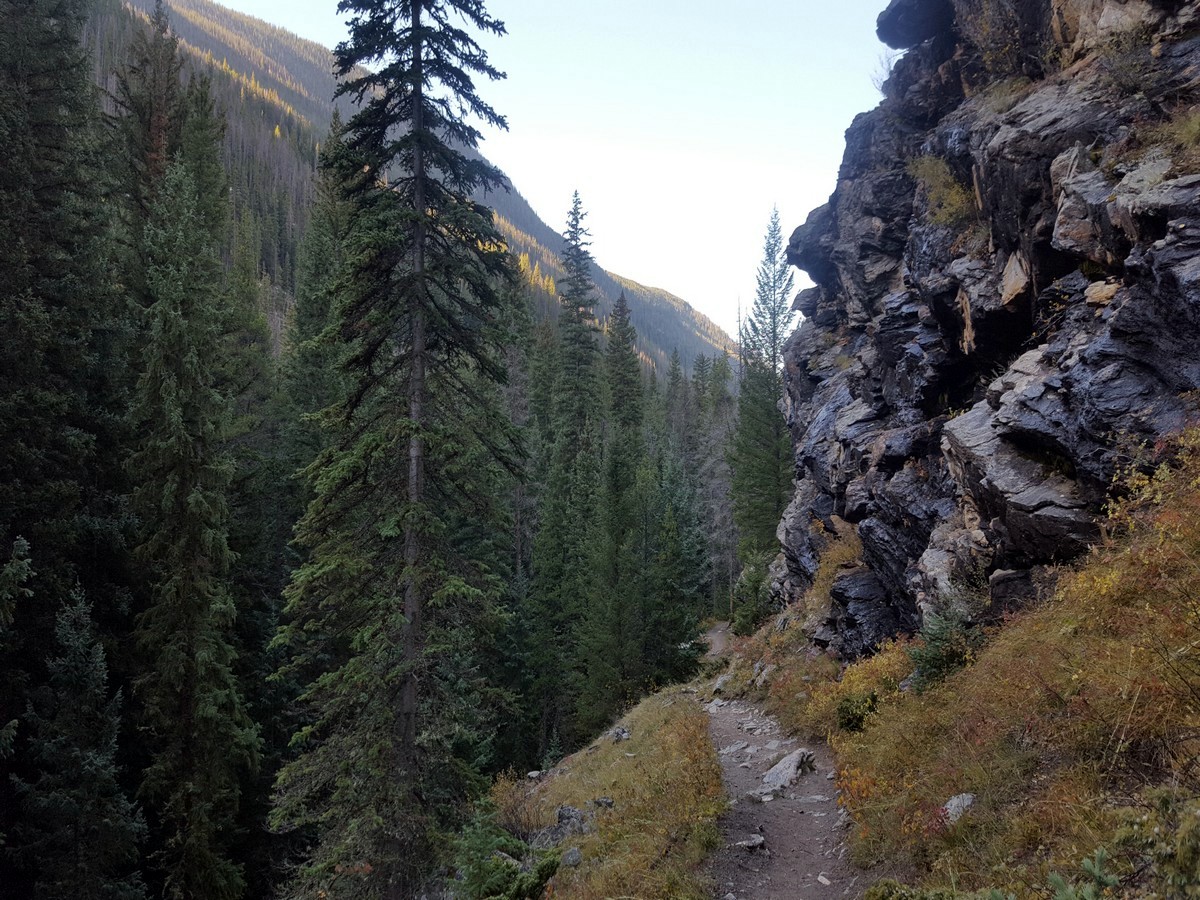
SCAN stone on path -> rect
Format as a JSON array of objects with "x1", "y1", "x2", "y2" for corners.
[
  {"x1": 735, "y1": 834, "x2": 766, "y2": 851},
  {"x1": 761, "y1": 748, "x2": 815, "y2": 793}
]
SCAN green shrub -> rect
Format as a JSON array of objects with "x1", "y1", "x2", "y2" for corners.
[
  {"x1": 453, "y1": 805, "x2": 559, "y2": 900},
  {"x1": 864, "y1": 849, "x2": 1117, "y2": 899},
  {"x1": 907, "y1": 609, "x2": 984, "y2": 691},
  {"x1": 835, "y1": 690, "x2": 878, "y2": 732},
  {"x1": 864, "y1": 880, "x2": 958, "y2": 900},
  {"x1": 1118, "y1": 789, "x2": 1200, "y2": 896},
  {"x1": 1047, "y1": 848, "x2": 1119, "y2": 900},
  {"x1": 907, "y1": 156, "x2": 976, "y2": 227},
  {"x1": 732, "y1": 553, "x2": 773, "y2": 636}
]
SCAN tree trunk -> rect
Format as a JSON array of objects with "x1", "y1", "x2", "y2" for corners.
[{"x1": 399, "y1": 0, "x2": 425, "y2": 788}]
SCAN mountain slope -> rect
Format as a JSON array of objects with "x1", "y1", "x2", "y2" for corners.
[{"x1": 112, "y1": 0, "x2": 736, "y2": 368}]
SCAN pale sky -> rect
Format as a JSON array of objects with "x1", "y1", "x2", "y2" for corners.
[{"x1": 219, "y1": 0, "x2": 890, "y2": 337}]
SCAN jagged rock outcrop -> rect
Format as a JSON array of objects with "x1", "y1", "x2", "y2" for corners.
[{"x1": 776, "y1": 0, "x2": 1200, "y2": 655}]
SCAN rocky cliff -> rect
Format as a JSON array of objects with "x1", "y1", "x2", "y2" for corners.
[{"x1": 775, "y1": 0, "x2": 1200, "y2": 657}]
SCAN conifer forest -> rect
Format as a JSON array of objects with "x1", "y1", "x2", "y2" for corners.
[
  {"x1": 0, "y1": 0, "x2": 792, "y2": 895},
  {"x1": 18, "y1": 0, "x2": 1199, "y2": 896}
]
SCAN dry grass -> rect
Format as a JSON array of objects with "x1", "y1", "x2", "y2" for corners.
[
  {"x1": 1144, "y1": 105, "x2": 1200, "y2": 174},
  {"x1": 711, "y1": 429, "x2": 1200, "y2": 895},
  {"x1": 1106, "y1": 105, "x2": 1200, "y2": 178},
  {"x1": 907, "y1": 157, "x2": 978, "y2": 228},
  {"x1": 493, "y1": 686, "x2": 725, "y2": 900},
  {"x1": 718, "y1": 527, "x2": 886, "y2": 740},
  {"x1": 824, "y1": 429, "x2": 1200, "y2": 894}
]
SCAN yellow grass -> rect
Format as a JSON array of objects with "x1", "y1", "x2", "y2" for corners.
[
  {"x1": 827, "y1": 431, "x2": 1200, "y2": 893},
  {"x1": 494, "y1": 686, "x2": 725, "y2": 900}
]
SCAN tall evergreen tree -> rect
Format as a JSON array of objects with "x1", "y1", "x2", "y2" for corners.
[
  {"x1": 745, "y1": 207, "x2": 795, "y2": 376},
  {"x1": 113, "y1": 0, "x2": 186, "y2": 308},
  {"x1": 0, "y1": 0, "x2": 130, "y2": 878},
  {"x1": 0, "y1": 539, "x2": 34, "y2": 766},
  {"x1": 526, "y1": 193, "x2": 602, "y2": 754},
  {"x1": 695, "y1": 353, "x2": 739, "y2": 613},
  {"x1": 12, "y1": 593, "x2": 147, "y2": 900},
  {"x1": 271, "y1": 1, "x2": 516, "y2": 893},
  {"x1": 730, "y1": 208, "x2": 796, "y2": 555},
  {"x1": 556, "y1": 191, "x2": 600, "y2": 422},
  {"x1": 130, "y1": 159, "x2": 258, "y2": 900},
  {"x1": 575, "y1": 292, "x2": 645, "y2": 731},
  {"x1": 282, "y1": 112, "x2": 352, "y2": 483},
  {"x1": 601, "y1": 291, "x2": 645, "y2": 556}
]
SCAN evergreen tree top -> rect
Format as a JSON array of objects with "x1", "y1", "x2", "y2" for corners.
[
  {"x1": 333, "y1": 0, "x2": 508, "y2": 197},
  {"x1": 560, "y1": 190, "x2": 595, "y2": 322},
  {"x1": 743, "y1": 206, "x2": 795, "y2": 375},
  {"x1": 608, "y1": 290, "x2": 635, "y2": 347}
]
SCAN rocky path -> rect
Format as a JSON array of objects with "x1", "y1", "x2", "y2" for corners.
[
  {"x1": 701, "y1": 652, "x2": 867, "y2": 900},
  {"x1": 705, "y1": 621, "x2": 732, "y2": 660}
]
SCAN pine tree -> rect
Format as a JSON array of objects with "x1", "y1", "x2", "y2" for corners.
[
  {"x1": 695, "y1": 353, "x2": 739, "y2": 613},
  {"x1": 271, "y1": 1, "x2": 516, "y2": 893},
  {"x1": 692, "y1": 354, "x2": 712, "y2": 416},
  {"x1": 221, "y1": 180, "x2": 293, "y2": 900},
  {"x1": 526, "y1": 193, "x2": 602, "y2": 754},
  {"x1": 730, "y1": 208, "x2": 796, "y2": 556},
  {"x1": 600, "y1": 292, "x2": 644, "y2": 577},
  {"x1": 12, "y1": 593, "x2": 147, "y2": 900},
  {"x1": 575, "y1": 292, "x2": 645, "y2": 731},
  {"x1": 745, "y1": 207, "x2": 795, "y2": 377},
  {"x1": 556, "y1": 191, "x2": 601, "y2": 423},
  {"x1": 113, "y1": 0, "x2": 186, "y2": 308},
  {"x1": 130, "y1": 159, "x2": 258, "y2": 900},
  {"x1": 0, "y1": 0, "x2": 130, "y2": 875},
  {"x1": 282, "y1": 112, "x2": 352, "y2": 481},
  {"x1": 0, "y1": 539, "x2": 34, "y2": 765}
]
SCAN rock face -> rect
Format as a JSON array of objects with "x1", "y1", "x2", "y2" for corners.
[
  {"x1": 877, "y1": 0, "x2": 954, "y2": 50},
  {"x1": 776, "y1": 0, "x2": 1200, "y2": 652}
]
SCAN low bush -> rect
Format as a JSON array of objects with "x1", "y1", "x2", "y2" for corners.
[
  {"x1": 454, "y1": 806, "x2": 559, "y2": 900},
  {"x1": 803, "y1": 639, "x2": 912, "y2": 737},
  {"x1": 836, "y1": 691, "x2": 879, "y2": 732},
  {"x1": 1098, "y1": 23, "x2": 1160, "y2": 96},
  {"x1": 907, "y1": 609, "x2": 985, "y2": 692},
  {"x1": 907, "y1": 156, "x2": 977, "y2": 228},
  {"x1": 731, "y1": 552, "x2": 772, "y2": 636},
  {"x1": 952, "y1": 0, "x2": 1028, "y2": 76},
  {"x1": 1117, "y1": 787, "x2": 1200, "y2": 896}
]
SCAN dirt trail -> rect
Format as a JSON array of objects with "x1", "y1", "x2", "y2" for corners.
[
  {"x1": 700, "y1": 625, "x2": 868, "y2": 898},
  {"x1": 703, "y1": 696, "x2": 863, "y2": 899},
  {"x1": 705, "y1": 621, "x2": 732, "y2": 659}
]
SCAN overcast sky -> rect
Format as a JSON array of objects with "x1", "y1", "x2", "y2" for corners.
[{"x1": 218, "y1": 0, "x2": 890, "y2": 336}]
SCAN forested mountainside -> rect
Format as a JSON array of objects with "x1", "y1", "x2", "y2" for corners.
[
  {"x1": 110, "y1": 0, "x2": 735, "y2": 369},
  {"x1": 0, "y1": 0, "x2": 797, "y2": 896}
]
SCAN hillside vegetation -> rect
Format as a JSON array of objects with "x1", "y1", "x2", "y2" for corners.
[
  {"x1": 717, "y1": 430, "x2": 1200, "y2": 896},
  {"x1": 477, "y1": 687, "x2": 725, "y2": 900}
]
